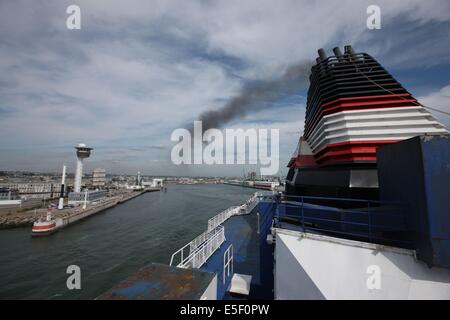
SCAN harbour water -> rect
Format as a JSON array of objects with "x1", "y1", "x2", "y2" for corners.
[{"x1": 0, "y1": 184, "x2": 255, "y2": 299}]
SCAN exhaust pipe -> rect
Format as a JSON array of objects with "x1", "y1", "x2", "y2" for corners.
[
  {"x1": 344, "y1": 45, "x2": 355, "y2": 55},
  {"x1": 318, "y1": 48, "x2": 327, "y2": 61},
  {"x1": 344, "y1": 45, "x2": 357, "y2": 62},
  {"x1": 333, "y1": 47, "x2": 345, "y2": 62}
]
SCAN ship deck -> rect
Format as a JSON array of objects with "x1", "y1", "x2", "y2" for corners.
[
  {"x1": 199, "y1": 210, "x2": 273, "y2": 299},
  {"x1": 97, "y1": 263, "x2": 216, "y2": 300},
  {"x1": 97, "y1": 206, "x2": 273, "y2": 300}
]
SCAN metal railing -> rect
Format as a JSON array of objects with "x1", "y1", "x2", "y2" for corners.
[
  {"x1": 169, "y1": 226, "x2": 221, "y2": 267},
  {"x1": 189, "y1": 229, "x2": 211, "y2": 253},
  {"x1": 170, "y1": 193, "x2": 260, "y2": 269},
  {"x1": 170, "y1": 225, "x2": 225, "y2": 269},
  {"x1": 169, "y1": 236, "x2": 195, "y2": 267},
  {"x1": 207, "y1": 193, "x2": 260, "y2": 231},
  {"x1": 240, "y1": 193, "x2": 259, "y2": 214},
  {"x1": 208, "y1": 206, "x2": 240, "y2": 232},
  {"x1": 223, "y1": 244, "x2": 233, "y2": 284},
  {"x1": 262, "y1": 194, "x2": 411, "y2": 248}
]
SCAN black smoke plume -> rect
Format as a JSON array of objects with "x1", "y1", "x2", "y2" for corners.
[{"x1": 194, "y1": 60, "x2": 313, "y2": 132}]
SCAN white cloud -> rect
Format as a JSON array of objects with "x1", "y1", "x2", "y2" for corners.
[
  {"x1": 0, "y1": 0, "x2": 449, "y2": 175},
  {"x1": 418, "y1": 85, "x2": 450, "y2": 128}
]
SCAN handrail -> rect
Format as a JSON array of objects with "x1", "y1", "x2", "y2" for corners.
[
  {"x1": 207, "y1": 206, "x2": 240, "y2": 232},
  {"x1": 170, "y1": 226, "x2": 226, "y2": 268},
  {"x1": 172, "y1": 226, "x2": 225, "y2": 269},
  {"x1": 240, "y1": 193, "x2": 259, "y2": 214},
  {"x1": 223, "y1": 244, "x2": 233, "y2": 284},
  {"x1": 169, "y1": 227, "x2": 218, "y2": 266},
  {"x1": 170, "y1": 193, "x2": 260, "y2": 269},
  {"x1": 262, "y1": 193, "x2": 411, "y2": 247},
  {"x1": 261, "y1": 193, "x2": 406, "y2": 205},
  {"x1": 207, "y1": 192, "x2": 260, "y2": 231},
  {"x1": 169, "y1": 240, "x2": 190, "y2": 267},
  {"x1": 190, "y1": 229, "x2": 210, "y2": 253}
]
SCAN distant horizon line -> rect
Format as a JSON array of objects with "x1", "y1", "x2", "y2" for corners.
[{"x1": 0, "y1": 169, "x2": 281, "y2": 179}]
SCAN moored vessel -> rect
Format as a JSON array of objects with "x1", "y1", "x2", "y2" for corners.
[{"x1": 31, "y1": 209, "x2": 57, "y2": 236}]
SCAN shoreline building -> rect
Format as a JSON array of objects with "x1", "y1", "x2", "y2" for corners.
[{"x1": 92, "y1": 168, "x2": 106, "y2": 188}]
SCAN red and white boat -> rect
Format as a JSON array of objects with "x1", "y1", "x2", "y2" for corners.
[{"x1": 32, "y1": 209, "x2": 57, "y2": 236}]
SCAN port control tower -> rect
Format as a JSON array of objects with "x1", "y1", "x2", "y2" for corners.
[{"x1": 74, "y1": 143, "x2": 93, "y2": 193}]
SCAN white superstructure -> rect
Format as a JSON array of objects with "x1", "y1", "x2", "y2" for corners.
[{"x1": 274, "y1": 228, "x2": 450, "y2": 299}]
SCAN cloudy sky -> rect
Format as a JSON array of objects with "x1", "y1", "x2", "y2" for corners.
[{"x1": 0, "y1": 0, "x2": 449, "y2": 176}]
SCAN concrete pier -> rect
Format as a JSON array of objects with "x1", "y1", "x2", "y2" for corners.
[{"x1": 0, "y1": 188, "x2": 161, "y2": 229}]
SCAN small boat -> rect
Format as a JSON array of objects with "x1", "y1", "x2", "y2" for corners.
[{"x1": 32, "y1": 209, "x2": 57, "y2": 236}]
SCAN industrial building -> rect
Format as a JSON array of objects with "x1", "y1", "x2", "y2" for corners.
[
  {"x1": 92, "y1": 168, "x2": 106, "y2": 188},
  {"x1": 68, "y1": 190, "x2": 108, "y2": 205},
  {"x1": 0, "y1": 183, "x2": 61, "y2": 199}
]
